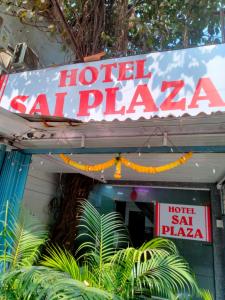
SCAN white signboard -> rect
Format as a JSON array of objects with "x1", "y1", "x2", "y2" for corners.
[
  {"x1": 155, "y1": 203, "x2": 211, "y2": 242},
  {"x1": 1, "y1": 44, "x2": 225, "y2": 122}
]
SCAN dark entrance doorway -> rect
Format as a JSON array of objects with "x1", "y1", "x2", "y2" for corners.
[
  {"x1": 128, "y1": 210, "x2": 145, "y2": 247},
  {"x1": 115, "y1": 200, "x2": 155, "y2": 247}
]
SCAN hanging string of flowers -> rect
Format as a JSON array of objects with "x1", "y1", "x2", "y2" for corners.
[
  {"x1": 114, "y1": 157, "x2": 122, "y2": 179},
  {"x1": 120, "y1": 152, "x2": 193, "y2": 174},
  {"x1": 59, "y1": 152, "x2": 193, "y2": 179},
  {"x1": 59, "y1": 154, "x2": 115, "y2": 172}
]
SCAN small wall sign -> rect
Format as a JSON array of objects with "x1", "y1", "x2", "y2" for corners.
[{"x1": 155, "y1": 203, "x2": 212, "y2": 242}]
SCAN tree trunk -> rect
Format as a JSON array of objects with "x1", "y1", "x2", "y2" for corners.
[
  {"x1": 114, "y1": 0, "x2": 129, "y2": 55},
  {"x1": 183, "y1": 24, "x2": 189, "y2": 48},
  {"x1": 49, "y1": 173, "x2": 97, "y2": 251}
]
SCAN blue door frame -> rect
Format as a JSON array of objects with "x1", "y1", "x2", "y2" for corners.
[
  {"x1": 0, "y1": 150, "x2": 31, "y2": 213},
  {"x1": 0, "y1": 145, "x2": 6, "y2": 172},
  {"x1": 21, "y1": 145, "x2": 225, "y2": 155}
]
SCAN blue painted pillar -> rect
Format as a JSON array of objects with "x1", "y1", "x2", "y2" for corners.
[
  {"x1": 0, "y1": 145, "x2": 6, "y2": 172},
  {"x1": 0, "y1": 151, "x2": 31, "y2": 212}
]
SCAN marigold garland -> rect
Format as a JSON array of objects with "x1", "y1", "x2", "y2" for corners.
[
  {"x1": 59, "y1": 152, "x2": 193, "y2": 179},
  {"x1": 120, "y1": 152, "x2": 192, "y2": 174},
  {"x1": 114, "y1": 159, "x2": 122, "y2": 179},
  {"x1": 59, "y1": 154, "x2": 115, "y2": 172}
]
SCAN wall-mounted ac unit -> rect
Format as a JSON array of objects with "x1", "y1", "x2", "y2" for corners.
[
  {"x1": 11, "y1": 43, "x2": 39, "y2": 71},
  {"x1": 0, "y1": 48, "x2": 13, "y2": 71}
]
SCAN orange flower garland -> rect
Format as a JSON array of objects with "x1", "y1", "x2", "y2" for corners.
[
  {"x1": 59, "y1": 152, "x2": 193, "y2": 179},
  {"x1": 120, "y1": 152, "x2": 193, "y2": 174},
  {"x1": 59, "y1": 154, "x2": 115, "y2": 172}
]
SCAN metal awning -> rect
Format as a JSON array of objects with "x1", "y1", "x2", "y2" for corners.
[{"x1": 0, "y1": 107, "x2": 225, "y2": 184}]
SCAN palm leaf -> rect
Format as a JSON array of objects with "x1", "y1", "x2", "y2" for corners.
[
  {"x1": 76, "y1": 201, "x2": 128, "y2": 288},
  {"x1": 199, "y1": 289, "x2": 214, "y2": 300},
  {"x1": 112, "y1": 238, "x2": 179, "y2": 267},
  {"x1": 133, "y1": 254, "x2": 198, "y2": 298},
  {"x1": 1, "y1": 266, "x2": 123, "y2": 300},
  {"x1": 0, "y1": 201, "x2": 16, "y2": 273},
  {"x1": 111, "y1": 245, "x2": 198, "y2": 299},
  {"x1": 76, "y1": 201, "x2": 128, "y2": 257},
  {"x1": 10, "y1": 209, "x2": 47, "y2": 268},
  {"x1": 75, "y1": 200, "x2": 128, "y2": 286},
  {"x1": 0, "y1": 204, "x2": 48, "y2": 299},
  {"x1": 1, "y1": 210, "x2": 47, "y2": 269},
  {"x1": 41, "y1": 245, "x2": 82, "y2": 280},
  {"x1": 110, "y1": 238, "x2": 179, "y2": 295},
  {"x1": 139, "y1": 238, "x2": 179, "y2": 255}
]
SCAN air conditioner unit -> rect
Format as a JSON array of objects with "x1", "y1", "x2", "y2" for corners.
[
  {"x1": 0, "y1": 48, "x2": 13, "y2": 71},
  {"x1": 11, "y1": 43, "x2": 39, "y2": 71}
]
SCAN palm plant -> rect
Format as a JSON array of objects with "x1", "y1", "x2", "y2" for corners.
[
  {"x1": 0, "y1": 201, "x2": 48, "y2": 299},
  {"x1": 0, "y1": 200, "x2": 213, "y2": 300},
  {"x1": 199, "y1": 290, "x2": 213, "y2": 300},
  {"x1": 71, "y1": 201, "x2": 198, "y2": 299}
]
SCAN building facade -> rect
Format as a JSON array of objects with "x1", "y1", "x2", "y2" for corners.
[{"x1": 0, "y1": 8, "x2": 225, "y2": 299}]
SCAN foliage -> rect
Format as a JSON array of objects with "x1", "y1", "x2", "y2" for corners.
[
  {"x1": 0, "y1": 200, "x2": 212, "y2": 299},
  {"x1": 0, "y1": 201, "x2": 214, "y2": 299},
  {"x1": 0, "y1": 0, "x2": 52, "y2": 31},
  {"x1": 124, "y1": 0, "x2": 221, "y2": 52},
  {"x1": 199, "y1": 289, "x2": 214, "y2": 300},
  {"x1": 0, "y1": 0, "x2": 222, "y2": 59},
  {"x1": 0, "y1": 201, "x2": 48, "y2": 299}
]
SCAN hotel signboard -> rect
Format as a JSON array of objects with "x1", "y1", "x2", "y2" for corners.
[
  {"x1": 1, "y1": 44, "x2": 225, "y2": 122},
  {"x1": 155, "y1": 203, "x2": 212, "y2": 242}
]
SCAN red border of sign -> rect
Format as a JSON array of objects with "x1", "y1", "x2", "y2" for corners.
[
  {"x1": 0, "y1": 74, "x2": 9, "y2": 103},
  {"x1": 204, "y1": 205, "x2": 212, "y2": 242},
  {"x1": 155, "y1": 202, "x2": 160, "y2": 236},
  {"x1": 204, "y1": 206, "x2": 208, "y2": 241},
  {"x1": 207, "y1": 206, "x2": 212, "y2": 243}
]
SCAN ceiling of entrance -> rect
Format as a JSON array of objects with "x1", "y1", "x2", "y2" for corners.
[
  {"x1": 31, "y1": 153, "x2": 225, "y2": 184},
  {"x1": 1, "y1": 107, "x2": 225, "y2": 184}
]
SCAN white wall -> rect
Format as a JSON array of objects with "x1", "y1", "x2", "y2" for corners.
[
  {"x1": 23, "y1": 169, "x2": 59, "y2": 225},
  {"x1": 0, "y1": 6, "x2": 74, "y2": 67}
]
